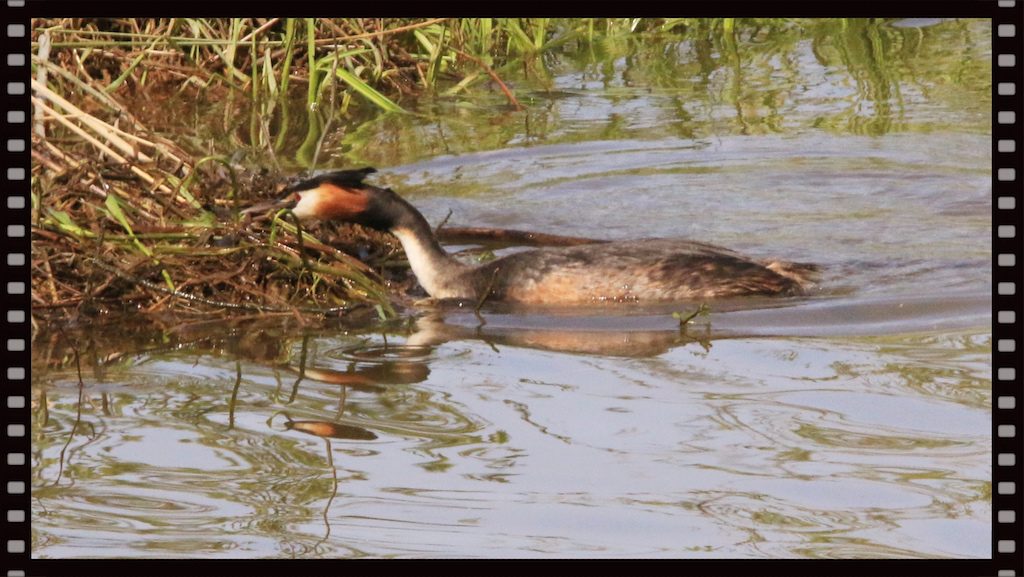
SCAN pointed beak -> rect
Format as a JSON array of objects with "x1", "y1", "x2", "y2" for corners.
[{"x1": 240, "y1": 194, "x2": 298, "y2": 216}]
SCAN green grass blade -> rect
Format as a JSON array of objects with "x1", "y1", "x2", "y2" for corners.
[
  {"x1": 104, "y1": 37, "x2": 161, "y2": 93},
  {"x1": 104, "y1": 193, "x2": 153, "y2": 258},
  {"x1": 104, "y1": 194, "x2": 176, "y2": 292},
  {"x1": 306, "y1": 18, "x2": 318, "y2": 107},
  {"x1": 44, "y1": 209, "x2": 95, "y2": 239},
  {"x1": 331, "y1": 67, "x2": 404, "y2": 113}
]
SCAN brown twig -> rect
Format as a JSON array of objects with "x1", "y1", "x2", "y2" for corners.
[
  {"x1": 450, "y1": 48, "x2": 524, "y2": 111},
  {"x1": 314, "y1": 18, "x2": 450, "y2": 46},
  {"x1": 437, "y1": 226, "x2": 605, "y2": 247},
  {"x1": 434, "y1": 208, "x2": 454, "y2": 234},
  {"x1": 474, "y1": 266, "x2": 501, "y2": 314}
]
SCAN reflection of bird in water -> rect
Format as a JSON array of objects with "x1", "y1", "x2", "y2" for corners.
[
  {"x1": 282, "y1": 416, "x2": 378, "y2": 441},
  {"x1": 251, "y1": 168, "x2": 818, "y2": 305},
  {"x1": 292, "y1": 363, "x2": 430, "y2": 394},
  {"x1": 405, "y1": 312, "x2": 712, "y2": 359}
]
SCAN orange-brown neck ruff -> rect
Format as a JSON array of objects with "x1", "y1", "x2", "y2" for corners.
[{"x1": 292, "y1": 183, "x2": 369, "y2": 221}]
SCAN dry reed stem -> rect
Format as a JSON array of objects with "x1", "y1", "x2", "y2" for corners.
[
  {"x1": 34, "y1": 32, "x2": 51, "y2": 137},
  {"x1": 32, "y1": 149, "x2": 64, "y2": 173},
  {"x1": 32, "y1": 57, "x2": 175, "y2": 162},
  {"x1": 238, "y1": 18, "x2": 282, "y2": 44},
  {"x1": 32, "y1": 97, "x2": 171, "y2": 216},
  {"x1": 32, "y1": 78, "x2": 152, "y2": 163}
]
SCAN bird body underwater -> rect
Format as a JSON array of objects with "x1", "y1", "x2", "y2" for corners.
[{"x1": 253, "y1": 168, "x2": 819, "y2": 305}]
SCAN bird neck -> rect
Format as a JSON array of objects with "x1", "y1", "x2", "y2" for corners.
[{"x1": 387, "y1": 200, "x2": 471, "y2": 299}]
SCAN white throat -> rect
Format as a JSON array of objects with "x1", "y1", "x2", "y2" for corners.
[
  {"x1": 392, "y1": 227, "x2": 463, "y2": 298},
  {"x1": 291, "y1": 189, "x2": 323, "y2": 220}
]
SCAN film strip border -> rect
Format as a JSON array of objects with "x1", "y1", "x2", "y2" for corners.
[
  {"x1": 0, "y1": 4, "x2": 1021, "y2": 577},
  {"x1": 995, "y1": 2, "x2": 1024, "y2": 576},
  {"x1": 3, "y1": 0, "x2": 30, "y2": 576}
]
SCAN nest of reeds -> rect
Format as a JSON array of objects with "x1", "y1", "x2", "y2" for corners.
[
  {"x1": 31, "y1": 150, "x2": 413, "y2": 327},
  {"x1": 29, "y1": 95, "x2": 412, "y2": 328},
  {"x1": 28, "y1": 19, "x2": 472, "y2": 330}
]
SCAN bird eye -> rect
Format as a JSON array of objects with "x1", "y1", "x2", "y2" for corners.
[{"x1": 294, "y1": 193, "x2": 302, "y2": 201}]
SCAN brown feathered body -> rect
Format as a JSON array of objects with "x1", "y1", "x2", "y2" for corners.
[{"x1": 433, "y1": 239, "x2": 814, "y2": 304}]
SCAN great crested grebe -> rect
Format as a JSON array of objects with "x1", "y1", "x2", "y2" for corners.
[{"x1": 254, "y1": 168, "x2": 818, "y2": 305}]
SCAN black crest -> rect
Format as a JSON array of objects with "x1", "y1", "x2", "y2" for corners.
[{"x1": 285, "y1": 167, "x2": 377, "y2": 192}]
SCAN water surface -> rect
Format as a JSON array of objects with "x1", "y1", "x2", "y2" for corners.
[{"x1": 32, "y1": 18, "x2": 991, "y2": 559}]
